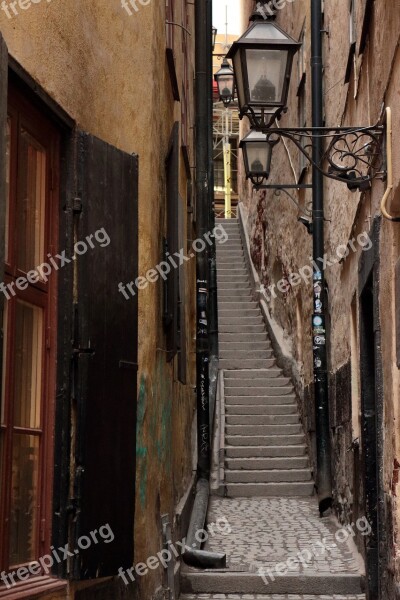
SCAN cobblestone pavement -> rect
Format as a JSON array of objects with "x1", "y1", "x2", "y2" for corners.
[
  {"x1": 203, "y1": 497, "x2": 363, "y2": 575},
  {"x1": 180, "y1": 595, "x2": 366, "y2": 599}
]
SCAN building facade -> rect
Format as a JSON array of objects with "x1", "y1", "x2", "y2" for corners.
[
  {"x1": 239, "y1": 0, "x2": 400, "y2": 598},
  {"x1": 0, "y1": 1, "x2": 197, "y2": 599}
]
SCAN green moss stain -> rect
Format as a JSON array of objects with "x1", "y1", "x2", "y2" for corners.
[{"x1": 136, "y1": 358, "x2": 174, "y2": 508}]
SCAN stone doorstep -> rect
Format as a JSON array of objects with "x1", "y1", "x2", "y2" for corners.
[
  {"x1": 180, "y1": 595, "x2": 366, "y2": 600},
  {"x1": 180, "y1": 571, "x2": 363, "y2": 595}
]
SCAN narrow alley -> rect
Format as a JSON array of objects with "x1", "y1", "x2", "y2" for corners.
[
  {"x1": 0, "y1": 0, "x2": 400, "y2": 599},
  {"x1": 179, "y1": 218, "x2": 366, "y2": 599}
]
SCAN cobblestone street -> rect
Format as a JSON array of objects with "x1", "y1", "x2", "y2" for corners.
[{"x1": 204, "y1": 497, "x2": 362, "y2": 575}]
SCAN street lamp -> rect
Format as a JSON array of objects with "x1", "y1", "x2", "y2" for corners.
[
  {"x1": 214, "y1": 58, "x2": 235, "y2": 107},
  {"x1": 226, "y1": 13, "x2": 301, "y2": 128},
  {"x1": 212, "y1": 26, "x2": 217, "y2": 52},
  {"x1": 240, "y1": 130, "x2": 278, "y2": 187}
]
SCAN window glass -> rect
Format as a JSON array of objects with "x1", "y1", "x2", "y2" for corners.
[
  {"x1": 17, "y1": 130, "x2": 46, "y2": 274},
  {"x1": 13, "y1": 301, "x2": 43, "y2": 430},
  {"x1": 9, "y1": 434, "x2": 40, "y2": 566}
]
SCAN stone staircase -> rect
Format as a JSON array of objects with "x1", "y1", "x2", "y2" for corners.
[
  {"x1": 216, "y1": 217, "x2": 314, "y2": 497},
  {"x1": 178, "y1": 218, "x2": 365, "y2": 600}
]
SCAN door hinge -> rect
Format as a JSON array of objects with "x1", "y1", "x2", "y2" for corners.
[
  {"x1": 119, "y1": 360, "x2": 138, "y2": 370},
  {"x1": 73, "y1": 347, "x2": 95, "y2": 357},
  {"x1": 66, "y1": 197, "x2": 83, "y2": 214}
]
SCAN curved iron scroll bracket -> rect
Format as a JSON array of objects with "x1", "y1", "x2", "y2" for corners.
[
  {"x1": 263, "y1": 125, "x2": 386, "y2": 189},
  {"x1": 242, "y1": 106, "x2": 386, "y2": 190},
  {"x1": 265, "y1": 125, "x2": 385, "y2": 188}
]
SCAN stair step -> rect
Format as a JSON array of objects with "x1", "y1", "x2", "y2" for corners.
[
  {"x1": 225, "y1": 468, "x2": 312, "y2": 483},
  {"x1": 225, "y1": 444, "x2": 307, "y2": 458},
  {"x1": 225, "y1": 404, "x2": 298, "y2": 415},
  {"x1": 225, "y1": 456, "x2": 309, "y2": 469},
  {"x1": 219, "y1": 315, "x2": 261, "y2": 324},
  {"x1": 219, "y1": 324, "x2": 265, "y2": 334},
  {"x1": 218, "y1": 289, "x2": 252, "y2": 297},
  {"x1": 219, "y1": 309, "x2": 262, "y2": 318},
  {"x1": 225, "y1": 368, "x2": 281, "y2": 378},
  {"x1": 218, "y1": 283, "x2": 251, "y2": 292},
  {"x1": 225, "y1": 386, "x2": 293, "y2": 396},
  {"x1": 226, "y1": 434, "x2": 305, "y2": 446},
  {"x1": 217, "y1": 269, "x2": 247, "y2": 275},
  {"x1": 220, "y1": 350, "x2": 274, "y2": 360},
  {"x1": 219, "y1": 332, "x2": 267, "y2": 341},
  {"x1": 217, "y1": 275, "x2": 249, "y2": 283},
  {"x1": 226, "y1": 481, "x2": 314, "y2": 497},
  {"x1": 225, "y1": 377, "x2": 290, "y2": 387},
  {"x1": 225, "y1": 394, "x2": 295, "y2": 405},
  {"x1": 226, "y1": 414, "x2": 299, "y2": 425},
  {"x1": 220, "y1": 342, "x2": 271, "y2": 352},
  {"x1": 181, "y1": 572, "x2": 363, "y2": 596},
  {"x1": 226, "y1": 424, "x2": 302, "y2": 436},
  {"x1": 218, "y1": 254, "x2": 246, "y2": 260},
  {"x1": 219, "y1": 359, "x2": 276, "y2": 369}
]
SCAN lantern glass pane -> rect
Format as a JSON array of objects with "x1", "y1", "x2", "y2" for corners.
[
  {"x1": 233, "y1": 51, "x2": 245, "y2": 107},
  {"x1": 243, "y1": 22, "x2": 288, "y2": 41},
  {"x1": 218, "y1": 75, "x2": 234, "y2": 98},
  {"x1": 246, "y1": 48, "x2": 288, "y2": 105},
  {"x1": 247, "y1": 142, "x2": 271, "y2": 174}
]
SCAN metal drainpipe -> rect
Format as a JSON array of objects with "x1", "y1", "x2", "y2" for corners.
[
  {"x1": 183, "y1": 0, "x2": 226, "y2": 569},
  {"x1": 208, "y1": 0, "x2": 219, "y2": 417},
  {"x1": 311, "y1": 0, "x2": 332, "y2": 514}
]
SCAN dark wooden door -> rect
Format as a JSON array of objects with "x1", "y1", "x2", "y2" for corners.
[{"x1": 72, "y1": 132, "x2": 138, "y2": 578}]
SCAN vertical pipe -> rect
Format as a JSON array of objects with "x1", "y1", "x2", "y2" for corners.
[
  {"x1": 311, "y1": 0, "x2": 332, "y2": 514},
  {"x1": 195, "y1": 0, "x2": 211, "y2": 479},
  {"x1": 224, "y1": 109, "x2": 232, "y2": 218},
  {"x1": 208, "y1": 0, "x2": 219, "y2": 362},
  {"x1": 224, "y1": 141, "x2": 232, "y2": 218}
]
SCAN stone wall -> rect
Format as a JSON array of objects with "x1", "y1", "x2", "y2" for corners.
[
  {"x1": 239, "y1": 0, "x2": 400, "y2": 596},
  {"x1": 0, "y1": 2, "x2": 197, "y2": 598}
]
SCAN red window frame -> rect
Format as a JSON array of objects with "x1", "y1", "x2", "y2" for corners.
[{"x1": 0, "y1": 84, "x2": 60, "y2": 590}]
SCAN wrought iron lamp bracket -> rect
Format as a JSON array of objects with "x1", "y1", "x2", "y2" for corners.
[{"x1": 254, "y1": 123, "x2": 386, "y2": 190}]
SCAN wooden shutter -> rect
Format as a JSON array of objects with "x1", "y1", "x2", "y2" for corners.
[
  {"x1": 72, "y1": 132, "x2": 138, "y2": 578},
  {"x1": 177, "y1": 196, "x2": 187, "y2": 383},
  {"x1": 165, "y1": 123, "x2": 179, "y2": 361},
  {"x1": 0, "y1": 33, "x2": 7, "y2": 393}
]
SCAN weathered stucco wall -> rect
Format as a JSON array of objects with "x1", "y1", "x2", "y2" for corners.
[
  {"x1": 0, "y1": 2, "x2": 196, "y2": 598},
  {"x1": 240, "y1": 0, "x2": 400, "y2": 596}
]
